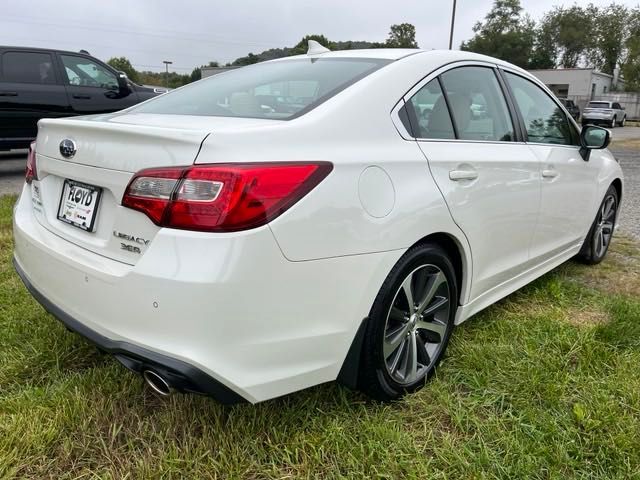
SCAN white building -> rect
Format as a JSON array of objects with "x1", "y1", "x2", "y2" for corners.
[
  {"x1": 201, "y1": 66, "x2": 240, "y2": 78},
  {"x1": 529, "y1": 68, "x2": 624, "y2": 101}
]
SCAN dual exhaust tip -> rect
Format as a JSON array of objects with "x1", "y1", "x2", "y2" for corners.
[{"x1": 142, "y1": 369, "x2": 172, "y2": 396}]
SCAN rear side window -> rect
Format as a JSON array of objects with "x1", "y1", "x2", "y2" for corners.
[
  {"x1": 505, "y1": 72, "x2": 573, "y2": 146},
  {"x1": 133, "y1": 58, "x2": 390, "y2": 120},
  {"x1": 1, "y1": 51, "x2": 56, "y2": 84},
  {"x1": 408, "y1": 79, "x2": 455, "y2": 139},
  {"x1": 588, "y1": 102, "x2": 610, "y2": 109},
  {"x1": 439, "y1": 67, "x2": 514, "y2": 142}
]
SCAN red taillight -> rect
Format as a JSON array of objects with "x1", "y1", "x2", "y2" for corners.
[
  {"x1": 25, "y1": 141, "x2": 37, "y2": 184},
  {"x1": 122, "y1": 162, "x2": 333, "y2": 232}
]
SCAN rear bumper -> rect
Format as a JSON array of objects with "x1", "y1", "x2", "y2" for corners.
[
  {"x1": 582, "y1": 115, "x2": 614, "y2": 124},
  {"x1": 13, "y1": 257, "x2": 245, "y2": 404},
  {"x1": 13, "y1": 184, "x2": 401, "y2": 402}
]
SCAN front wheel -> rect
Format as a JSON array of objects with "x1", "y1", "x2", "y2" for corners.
[
  {"x1": 358, "y1": 243, "x2": 457, "y2": 401},
  {"x1": 577, "y1": 185, "x2": 619, "y2": 265}
]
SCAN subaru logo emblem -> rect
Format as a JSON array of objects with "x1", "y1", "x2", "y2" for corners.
[{"x1": 59, "y1": 139, "x2": 77, "y2": 158}]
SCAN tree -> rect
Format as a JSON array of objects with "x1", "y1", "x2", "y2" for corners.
[
  {"x1": 543, "y1": 5, "x2": 595, "y2": 68},
  {"x1": 622, "y1": 7, "x2": 640, "y2": 90},
  {"x1": 232, "y1": 52, "x2": 261, "y2": 66},
  {"x1": 528, "y1": 13, "x2": 558, "y2": 69},
  {"x1": 460, "y1": 0, "x2": 534, "y2": 68},
  {"x1": 107, "y1": 57, "x2": 139, "y2": 83},
  {"x1": 385, "y1": 23, "x2": 418, "y2": 48},
  {"x1": 590, "y1": 3, "x2": 628, "y2": 74}
]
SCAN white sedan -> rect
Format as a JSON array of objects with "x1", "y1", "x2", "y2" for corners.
[{"x1": 13, "y1": 44, "x2": 623, "y2": 403}]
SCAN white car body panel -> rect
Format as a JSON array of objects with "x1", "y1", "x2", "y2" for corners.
[{"x1": 13, "y1": 49, "x2": 624, "y2": 403}]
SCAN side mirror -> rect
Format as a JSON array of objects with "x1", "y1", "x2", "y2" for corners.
[
  {"x1": 580, "y1": 125, "x2": 610, "y2": 161},
  {"x1": 117, "y1": 72, "x2": 131, "y2": 96}
]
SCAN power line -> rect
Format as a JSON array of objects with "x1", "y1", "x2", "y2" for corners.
[{"x1": 0, "y1": 15, "x2": 278, "y2": 49}]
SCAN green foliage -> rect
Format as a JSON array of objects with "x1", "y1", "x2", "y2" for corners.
[
  {"x1": 461, "y1": 0, "x2": 535, "y2": 68},
  {"x1": 2, "y1": 191, "x2": 640, "y2": 477},
  {"x1": 528, "y1": 17, "x2": 558, "y2": 69},
  {"x1": 544, "y1": 5, "x2": 596, "y2": 68},
  {"x1": 106, "y1": 57, "x2": 139, "y2": 83},
  {"x1": 622, "y1": 8, "x2": 640, "y2": 90},
  {"x1": 463, "y1": 0, "x2": 638, "y2": 77},
  {"x1": 385, "y1": 23, "x2": 418, "y2": 48},
  {"x1": 590, "y1": 4, "x2": 628, "y2": 74}
]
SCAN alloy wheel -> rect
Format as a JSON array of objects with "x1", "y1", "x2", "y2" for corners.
[
  {"x1": 382, "y1": 264, "x2": 450, "y2": 385},
  {"x1": 611, "y1": 117, "x2": 616, "y2": 128},
  {"x1": 593, "y1": 193, "x2": 616, "y2": 258}
]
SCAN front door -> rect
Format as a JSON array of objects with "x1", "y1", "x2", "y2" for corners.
[
  {"x1": 409, "y1": 66, "x2": 541, "y2": 301},
  {"x1": 502, "y1": 71, "x2": 599, "y2": 261},
  {"x1": 58, "y1": 54, "x2": 138, "y2": 114}
]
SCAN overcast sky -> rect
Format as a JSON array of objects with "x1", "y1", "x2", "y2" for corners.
[{"x1": 2, "y1": 0, "x2": 637, "y2": 72}]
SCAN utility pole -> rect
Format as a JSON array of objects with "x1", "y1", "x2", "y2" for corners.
[
  {"x1": 162, "y1": 60, "x2": 172, "y2": 88},
  {"x1": 448, "y1": 0, "x2": 457, "y2": 50}
]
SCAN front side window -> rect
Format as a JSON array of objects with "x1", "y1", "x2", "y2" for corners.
[
  {"x1": 408, "y1": 79, "x2": 455, "y2": 139},
  {"x1": 133, "y1": 58, "x2": 389, "y2": 120},
  {"x1": 440, "y1": 67, "x2": 515, "y2": 142},
  {"x1": 505, "y1": 72, "x2": 573, "y2": 146},
  {"x1": 60, "y1": 55, "x2": 118, "y2": 90},
  {"x1": 1, "y1": 51, "x2": 56, "y2": 84}
]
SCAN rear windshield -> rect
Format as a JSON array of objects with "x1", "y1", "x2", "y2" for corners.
[
  {"x1": 132, "y1": 58, "x2": 391, "y2": 120},
  {"x1": 588, "y1": 102, "x2": 610, "y2": 109}
]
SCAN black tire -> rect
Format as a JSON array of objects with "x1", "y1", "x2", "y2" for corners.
[
  {"x1": 620, "y1": 116, "x2": 626, "y2": 127},
  {"x1": 358, "y1": 243, "x2": 458, "y2": 401},
  {"x1": 610, "y1": 116, "x2": 616, "y2": 128},
  {"x1": 577, "y1": 185, "x2": 618, "y2": 265}
]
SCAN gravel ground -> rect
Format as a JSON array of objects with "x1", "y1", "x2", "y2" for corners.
[
  {"x1": 611, "y1": 146, "x2": 639, "y2": 240},
  {"x1": 0, "y1": 150, "x2": 27, "y2": 197}
]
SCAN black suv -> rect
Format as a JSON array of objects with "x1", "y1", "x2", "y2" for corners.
[{"x1": 0, "y1": 46, "x2": 161, "y2": 150}]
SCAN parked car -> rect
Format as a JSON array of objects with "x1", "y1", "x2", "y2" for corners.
[
  {"x1": 558, "y1": 98, "x2": 580, "y2": 121},
  {"x1": 582, "y1": 100, "x2": 626, "y2": 128},
  {"x1": 13, "y1": 46, "x2": 623, "y2": 404},
  {"x1": 0, "y1": 46, "x2": 161, "y2": 150}
]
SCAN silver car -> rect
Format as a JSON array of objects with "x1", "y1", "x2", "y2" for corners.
[{"x1": 582, "y1": 101, "x2": 626, "y2": 128}]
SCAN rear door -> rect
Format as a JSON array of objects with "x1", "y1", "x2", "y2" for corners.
[
  {"x1": 502, "y1": 70, "x2": 599, "y2": 261},
  {"x1": 0, "y1": 49, "x2": 69, "y2": 146},
  {"x1": 408, "y1": 64, "x2": 541, "y2": 301},
  {"x1": 58, "y1": 53, "x2": 139, "y2": 114}
]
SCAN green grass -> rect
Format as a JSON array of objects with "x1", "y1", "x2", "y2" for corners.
[{"x1": 1, "y1": 193, "x2": 640, "y2": 479}]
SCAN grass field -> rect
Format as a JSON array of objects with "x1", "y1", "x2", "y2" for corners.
[{"x1": 1, "y1": 193, "x2": 639, "y2": 479}]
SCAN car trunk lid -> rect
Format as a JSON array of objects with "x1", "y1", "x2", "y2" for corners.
[{"x1": 31, "y1": 114, "x2": 273, "y2": 265}]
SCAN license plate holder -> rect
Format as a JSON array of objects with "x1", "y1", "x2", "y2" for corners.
[{"x1": 57, "y1": 179, "x2": 102, "y2": 232}]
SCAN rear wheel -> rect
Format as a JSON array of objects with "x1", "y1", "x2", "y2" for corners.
[
  {"x1": 610, "y1": 116, "x2": 616, "y2": 128},
  {"x1": 577, "y1": 185, "x2": 618, "y2": 265},
  {"x1": 358, "y1": 243, "x2": 457, "y2": 401},
  {"x1": 620, "y1": 116, "x2": 626, "y2": 127}
]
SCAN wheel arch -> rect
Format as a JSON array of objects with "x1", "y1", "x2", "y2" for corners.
[
  {"x1": 337, "y1": 230, "x2": 472, "y2": 390},
  {"x1": 611, "y1": 177, "x2": 623, "y2": 204},
  {"x1": 411, "y1": 231, "x2": 471, "y2": 306}
]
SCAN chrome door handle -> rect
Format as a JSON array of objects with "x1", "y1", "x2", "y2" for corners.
[
  {"x1": 542, "y1": 168, "x2": 558, "y2": 178},
  {"x1": 449, "y1": 169, "x2": 478, "y2": 181}
]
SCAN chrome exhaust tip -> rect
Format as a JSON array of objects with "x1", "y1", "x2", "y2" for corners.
[{"x1": 143, "y1": 369, "x2": 172, "y2": 396}]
